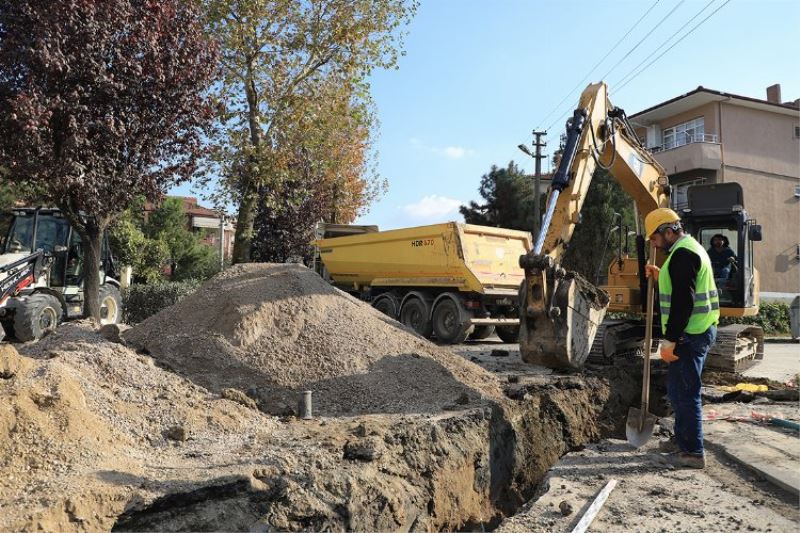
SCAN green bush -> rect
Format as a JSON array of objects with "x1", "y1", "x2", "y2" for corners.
[
  {"x1": 123, "y1": 280, "x2": 201, "y2": 324},
  {"x1": 719, "y1": 302, "x2": 791, "y2": 335}
]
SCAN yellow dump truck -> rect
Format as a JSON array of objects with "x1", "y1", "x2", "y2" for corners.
[{"x1": 313, "y1": 222, "x2": 532, "y2": 343}]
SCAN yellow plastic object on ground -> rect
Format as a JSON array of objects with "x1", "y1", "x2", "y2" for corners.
[
  {"x1": 717, "y1": 383, "x2": 769, "y2": 393},
  {"x1": 314, "y1": 222, "x2": 531, "y2": 295}
]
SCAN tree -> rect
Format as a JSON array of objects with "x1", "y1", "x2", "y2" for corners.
[
  {"x1": 460, "y1": 162, "x2": 537, "y2": 232},
  {"x1": 205, "y1": 0, "x2": 417, "y2": 263},
  {"x1": 143, "y1": 198, "x2": 220, "y2": 280},
  {"x1": 108, "y1": 209, "x2": 169, "y2": 283},
  {"x1": 0, "y1": 0, "x2": 218, "y2": 320},
  {"x1": 561, "y1": 168, "x2": 636, "y2": 282},
  {"x1": 251, "y1": 78, "x2": 382, "y2": 263}
]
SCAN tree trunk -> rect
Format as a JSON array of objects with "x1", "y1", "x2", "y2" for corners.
[
  {"x1": 81, "y1": 221, "x2": 104, "y2": 322},
  {"x1": 232, "y1": 58, "x2": 262, "y2": 264},
  {"x1": 232, "y1": 185, "x2": 257, "y2": 263}
]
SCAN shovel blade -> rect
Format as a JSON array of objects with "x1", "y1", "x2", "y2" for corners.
[{"x1": 626, "y1": 407, "x2": 656, "y2": 448}]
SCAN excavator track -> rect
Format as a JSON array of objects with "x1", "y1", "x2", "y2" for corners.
[
  {"x1": 588, "y1": 320, "x2": 764, "y2": 373},
  {"x1": 706, "y1": 324, "x2": 764, "y2": 372}
]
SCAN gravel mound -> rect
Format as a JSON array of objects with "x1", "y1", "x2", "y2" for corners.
[
  {"x1": 124, "y1": 263, "x2": 501, "y2": 415},
  {"x1": 1, "y1": 323, "x2": 274, "y2": 531}
]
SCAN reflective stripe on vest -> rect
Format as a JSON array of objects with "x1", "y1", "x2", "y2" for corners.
[{"x1": 658, "y1": 235, "x2": 720, "y2": 335}]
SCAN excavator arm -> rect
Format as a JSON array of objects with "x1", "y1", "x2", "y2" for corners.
[{"x1": 519, "y1": 82, "x2": 671, "y2": 368}]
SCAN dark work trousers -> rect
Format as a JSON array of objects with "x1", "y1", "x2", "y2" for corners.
[{"x1": 666, "y1": 325, "x2": 717, "y2": 456}]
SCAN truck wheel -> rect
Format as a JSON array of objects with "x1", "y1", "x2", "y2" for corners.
[
  {"x1": 496, "y1": 325, "x2": 520, "y2": 344},
  {"x1": 13, "y1": 293, "x2": 63, "y2": 342},
  {"x1": 99, "y1": 284, "x2": 123, "y2": 325},
  {"x1": 432, "y1": 298, "x2": 473, "y2": 344},
  {"x1": 469, "y1": 325, "x2": 495, "y2": 340},
  {"x1": 400, "y1": 297, "x2": 433, "y2": 338},
  {"x1": 372, "y1": 294, "x2": 400, "y2": 319}
]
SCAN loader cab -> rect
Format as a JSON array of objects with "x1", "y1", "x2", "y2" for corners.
[
  {"x1": 680, "y1": 183, "x2": 760, "y2": 313},
  {"x1": 1, "y1": 208, "x2": 114, "y2": 290}
]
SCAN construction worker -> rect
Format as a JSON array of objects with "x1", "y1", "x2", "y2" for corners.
[{"x1": 644, "y1": 208, "x2": 719, "y2": 469}]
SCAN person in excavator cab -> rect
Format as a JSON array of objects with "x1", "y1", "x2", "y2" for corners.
[
  {"x1": 643, "y1": 208, "x2": 720, "y2": 469},
  {"x1": 707, "y1": 233, "x2": 737, "y2": 280}
]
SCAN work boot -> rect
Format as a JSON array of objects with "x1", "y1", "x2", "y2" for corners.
[
  {"x1": 658, "y1": 438, "x2": 679, "y2": 453},
  {"x1": 667, "y1": 452, "x2": 706, "y2": 469}
]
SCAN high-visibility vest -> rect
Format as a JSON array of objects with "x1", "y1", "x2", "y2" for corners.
[{"x1": 658, "y1": 235, "x2": 720, "y2": 335}]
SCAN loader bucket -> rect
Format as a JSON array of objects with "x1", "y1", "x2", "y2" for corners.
[{"x1": 519, "y1": 269, "x2": 609, "y2": 369}]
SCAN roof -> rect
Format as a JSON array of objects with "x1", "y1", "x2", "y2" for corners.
[
  {"x1": 144, "y1": 196, "x2": 222, "y2": 218},
  {"x1": 630, "y1": 86, "x2": 799, "y2": 126}
]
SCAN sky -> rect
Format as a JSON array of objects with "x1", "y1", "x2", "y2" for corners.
[{"x1": 173, "y1": 0, "x2": 800, "y2": 230}]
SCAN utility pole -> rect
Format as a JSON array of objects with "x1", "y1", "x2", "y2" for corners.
[
  {"x1": 531, "y1": 131, "x2": 547, "y2": 240},
  {"x1": 518, "y1": 130, "x2": 547, "y2": 239}
]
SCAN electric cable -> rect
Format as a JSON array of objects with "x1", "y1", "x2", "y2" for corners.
[
  {"x1": 544, "y1": 0, "x2": 687, "y2": 133},
  {"x1": 614, "y1": 0, "x2": 734, "y2": 94},
  {"x1": 533, "y1": 0, "x2": 662, "y2": 131},
  {"x1": 613, "y1": 0, "x2": 717, "y2": 90},
  {"x1": 599, "y1": 0, "x2": 686, "y2": 81}
]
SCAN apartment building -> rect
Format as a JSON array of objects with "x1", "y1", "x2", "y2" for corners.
[{"x1": 630, "y1": 84, "x2": 800, "y2": 300}]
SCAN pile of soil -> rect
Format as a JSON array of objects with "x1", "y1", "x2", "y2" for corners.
[
  {"x1": 0, "y1": 323, "x2": 275, "y2": 532},
  {"x1": 124, "y1": 263, "x2": 502, "y2": 416}
]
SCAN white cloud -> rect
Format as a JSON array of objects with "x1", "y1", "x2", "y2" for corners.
[
  {"x1": 403, "y1": 195, "x2": 463, "y2": 219},
  {"x1": 442, "y1": 146, "x2": 467, "y2": 159},
  {"x1": 409, "y1": 139, "x2": 474, "y2": 159}
]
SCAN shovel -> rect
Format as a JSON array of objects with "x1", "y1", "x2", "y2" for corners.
[{"x1": 626, "y1": 242, "x2": 658, "y2": 448}]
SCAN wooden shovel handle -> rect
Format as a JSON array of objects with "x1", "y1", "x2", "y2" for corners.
[{"x1": 641, "y1": 242, "x2": 657, "y2": 411}]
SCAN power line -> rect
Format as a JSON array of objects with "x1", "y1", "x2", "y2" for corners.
[
  {"x1": 599, "y1": 0, "x2": 686, "y2": 81},
  {"x1": 614, "y1": 0, "x2": 733, "y2": 94},
  {"x1": 533, "y1": 0, "x2": 661, "y2": 130},
  {"x1": 613, "y1": 0, "x2": 717, "y2": 90},
  {"x1": 542, "y1": 0, "x2": 686, "y2": 133}
]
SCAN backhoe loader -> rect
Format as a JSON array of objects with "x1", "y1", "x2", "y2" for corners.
[
  {"x1": 0, "y1": 207, "x2": 122, "y2": 342},
  {"x1": 519, "y1": 82, "x2": 763, "y2": 372}
]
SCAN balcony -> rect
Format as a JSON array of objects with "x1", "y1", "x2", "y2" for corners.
[{"x1": 648, "y1": 134, "x2": 722, "y2": 174}]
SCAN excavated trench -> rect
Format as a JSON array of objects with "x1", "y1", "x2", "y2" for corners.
[{"x1": 111, "y1": 362, "x2": 642, "y2": 532}]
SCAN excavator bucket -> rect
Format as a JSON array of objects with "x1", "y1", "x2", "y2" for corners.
[{"x1": 518, "y1": 256, "x2": 609, "y2": 369}]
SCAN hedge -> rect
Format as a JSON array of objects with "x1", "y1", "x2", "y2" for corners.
[
  {"x1": 719, "y1": 302, "x2": 791, "y2": 335},
  {"x1": 122, "y1": 280, "x2": 201, "y2": 325},
  {"x1": 608, "y1": 302, "x2": 791, "y2": 335}
]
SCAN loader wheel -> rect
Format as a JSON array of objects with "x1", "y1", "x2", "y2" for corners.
[
  {"x1": 99, "y1": 284, "x2": 122, "y2": 325},
  {"x1": 496, "y1": 325, "x2": 520, "y2": 344},
  {"x1": 13, "y1": 293, "x2": 63, "y2": 342},
  {"x1": 469, "y1": 325, "x2": 495, "y2": 340},
  {"x1": 400, "y1": 298, "x2": 433, "y2": 338},
  {"x1": 432, "y1": 298, "x2": 473, "y2": 344}
]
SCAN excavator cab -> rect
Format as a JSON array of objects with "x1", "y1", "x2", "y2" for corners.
[{"x1": 680, "y1": 182, "x2": 761, "y2": 314}]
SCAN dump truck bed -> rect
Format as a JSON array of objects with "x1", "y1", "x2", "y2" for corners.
[{"x1": 315, "y1": 222, "x2": 531, "y2": 294}]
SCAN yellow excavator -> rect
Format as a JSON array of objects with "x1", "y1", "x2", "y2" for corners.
[{"x1": 519, "y1": 82, "x2": 764, "y2": 372}]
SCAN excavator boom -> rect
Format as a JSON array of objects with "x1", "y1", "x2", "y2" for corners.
[{"x1": 519, "y1": 82, "x2": 671, "y2": 368}]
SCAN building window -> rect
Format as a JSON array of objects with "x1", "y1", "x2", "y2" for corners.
[
  {"x1": 794, "y1": 125, "x2": 800, "y2": 139},
  {"x1": 663, "y1": 117, "x2": 705, "y2": 150},
  {"x1": 672, "y1": 177, "x2": 707, "y2": 210}
]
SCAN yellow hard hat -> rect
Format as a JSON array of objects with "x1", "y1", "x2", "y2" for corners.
[{"x1": 644, "y1": 208, "x2": 681, "y2": 236}]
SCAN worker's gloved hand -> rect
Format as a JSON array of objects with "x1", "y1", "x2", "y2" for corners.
[
  {"x1": 644, "y1": 264, "x2": 660, "y2": 281},
  {"x1": 660, "y1": 340, "x2": 678, "y2": 363}
]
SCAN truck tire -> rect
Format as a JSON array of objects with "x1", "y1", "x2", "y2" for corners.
[
  {"x1": 372, "y1": 294, "x2": 400, "y2": 319},
  {"x1": 400, "y1": 297, "x2": 433, "y2": 338},
  {"x1": 432, "y1": 298, "x2": 473, "y2": 344},
  {"x1": 99, "y1": 284, "x2": 122, "y2": 325},
  {"x1": 469, "y1": 325, "x2": 495, "y2": 340},
  {"x1": 496, "y1": 325, "x2": 520, "y2": 344},
  {"x1": 13, "y1": 293, "x2": 63, "y2": 342}
]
